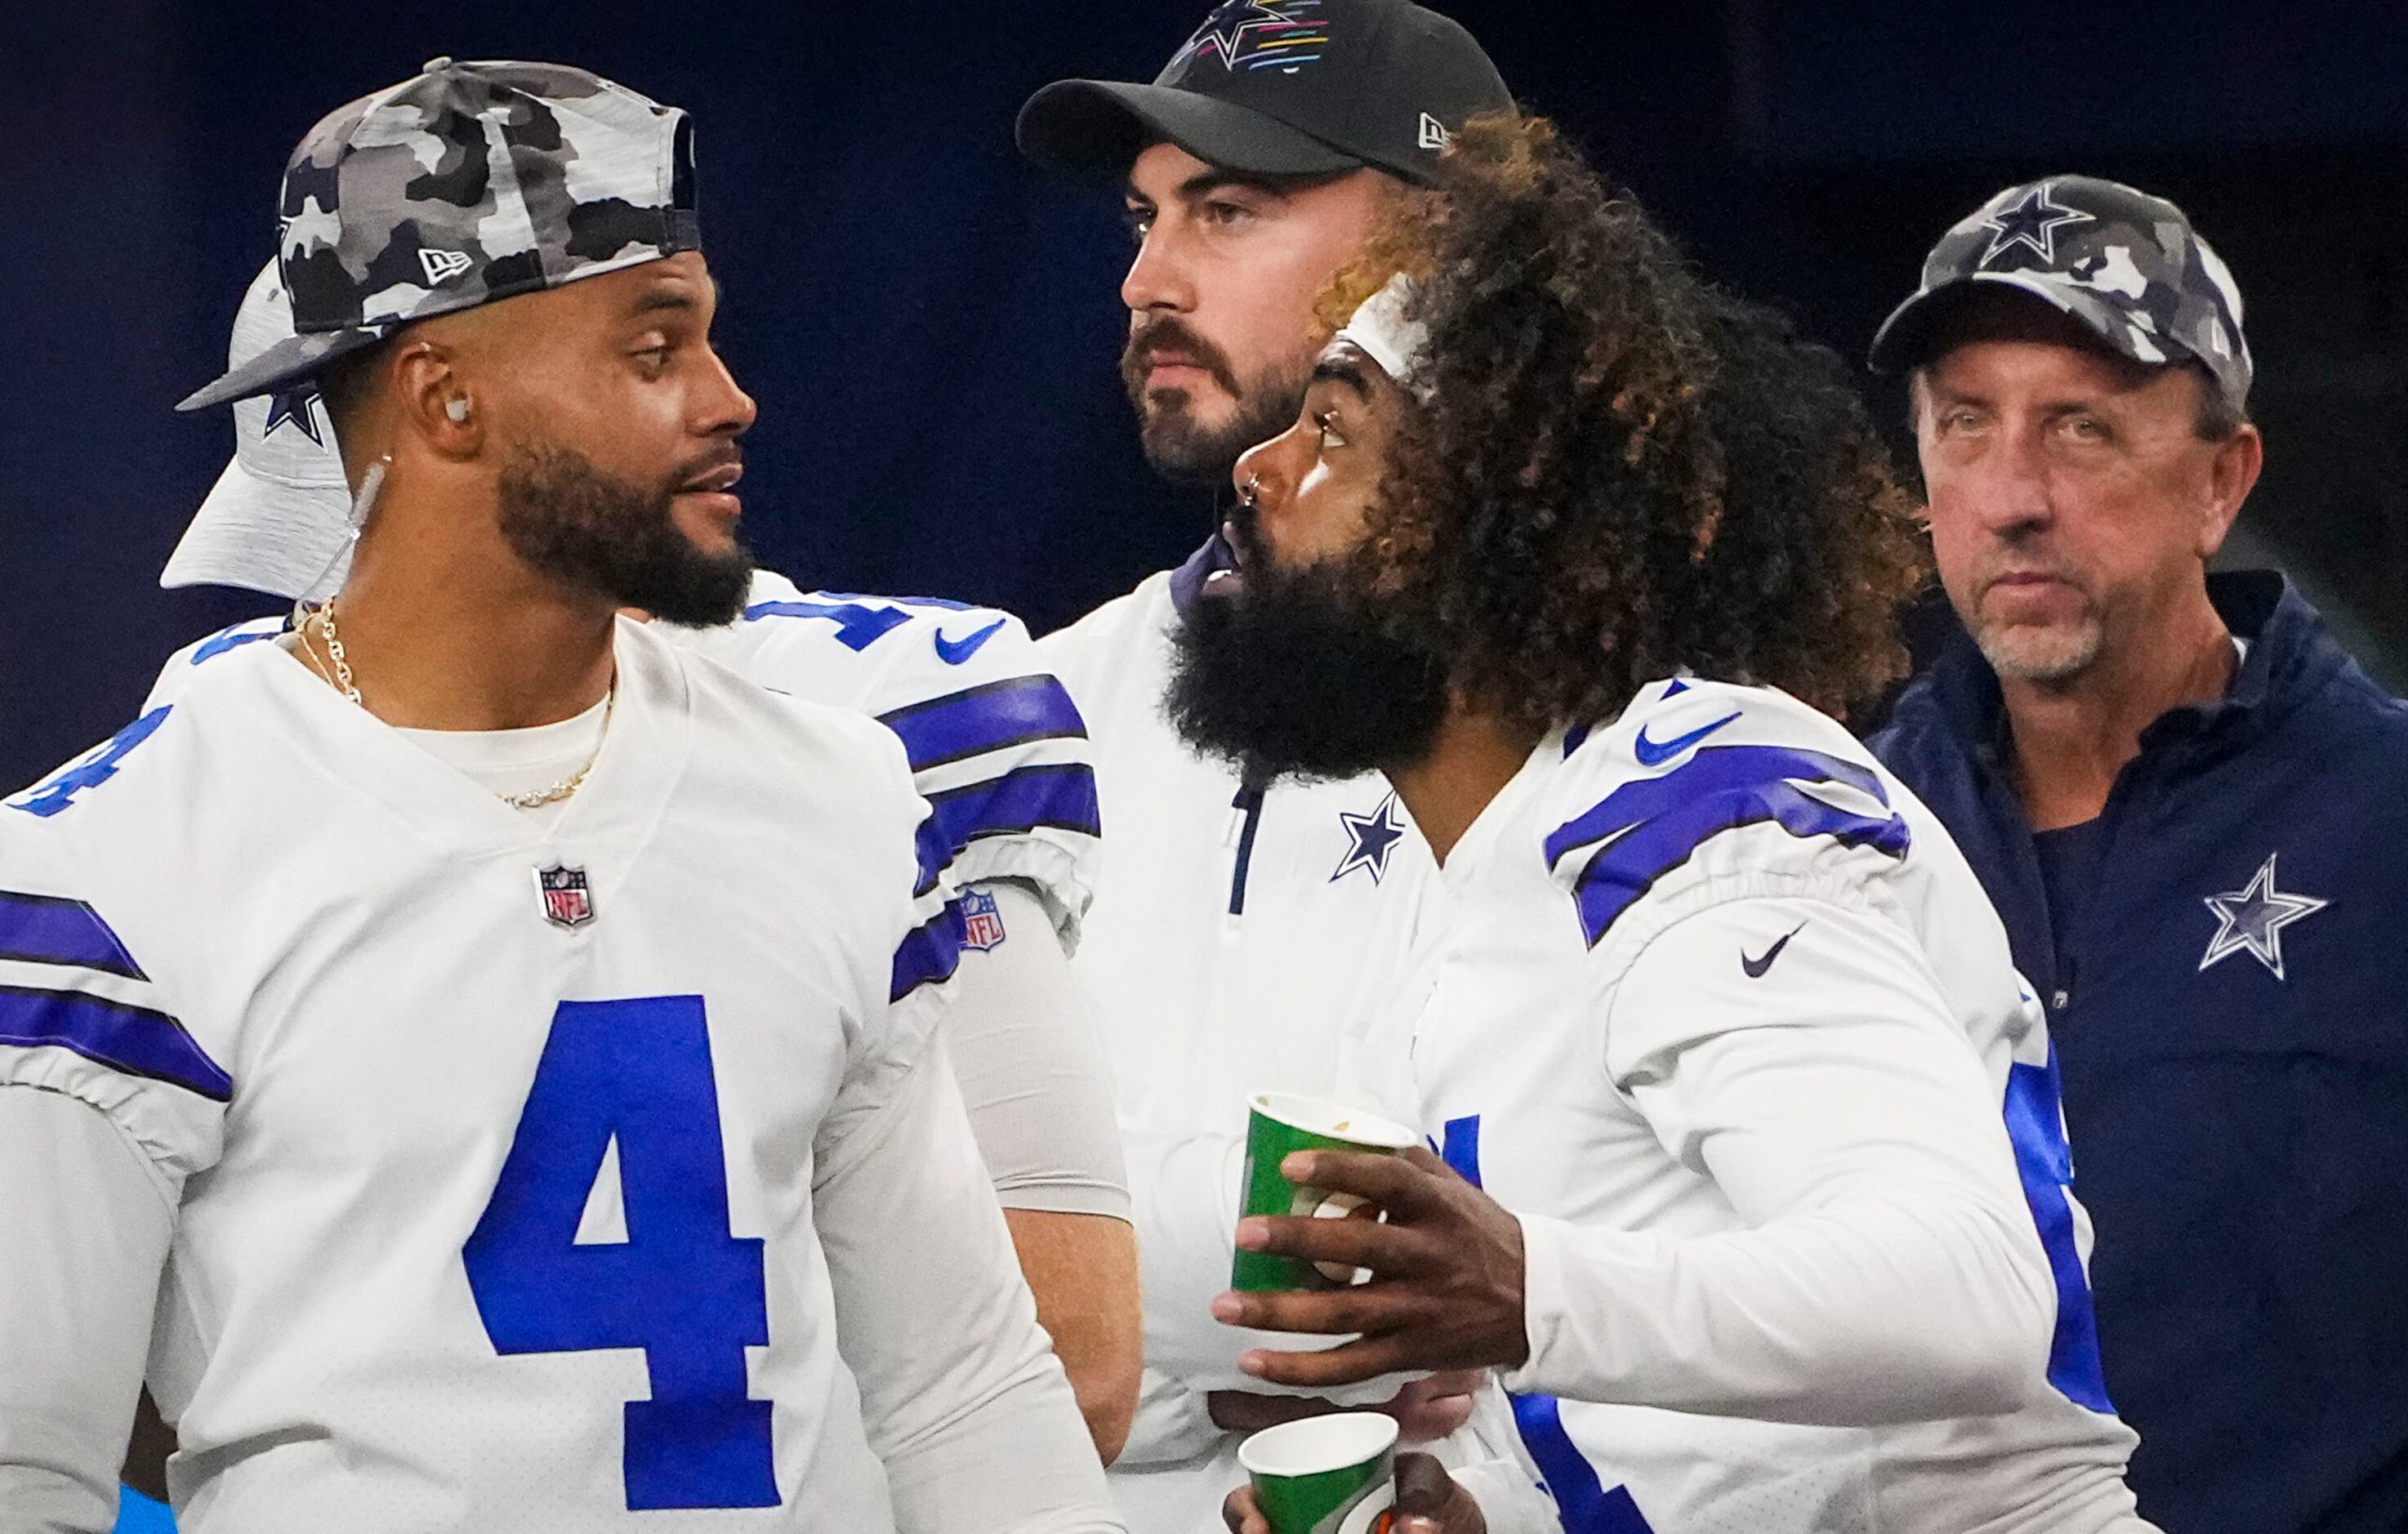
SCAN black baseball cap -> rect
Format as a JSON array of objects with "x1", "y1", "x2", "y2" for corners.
[{"x1": 1017, "y1": 0, "x2": 1513, "y2": 187}]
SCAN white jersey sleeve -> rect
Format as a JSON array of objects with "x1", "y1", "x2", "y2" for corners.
[
  {"x1": 0, "y1": 740, "x2": 230, "y2": 1186},
  {"x1": 1511, "y1": 893, "x2": 2056, "y2": 1422},
  {"x1": 670, "y1": 573, "x2": 1100, "y2": 945},
  {"x1": 0, "y1": 1085, "x2": 176, "y2": 1533},
  {"x1": 1503, "y1": 682, "x2": 2055, "y2": 1421}
]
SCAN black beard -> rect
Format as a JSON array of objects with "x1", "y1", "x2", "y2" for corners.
[
  {"x1": 1165, "y1": 553, "x2": 1450, "y2": 783},
  {"x1": 496, "y1": 440, "x2": 753, "y2": 627}
]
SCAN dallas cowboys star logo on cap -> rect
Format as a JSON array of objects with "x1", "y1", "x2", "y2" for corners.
[
  {"x1": 1331, "y1": 792, "x2": 1407, "y2": 885},
  {"x1": 263, "y1": 382, "x2": 326, "y2": 447},
  {"x1": 2199, "y1": 851, "x2": 2327, "y2": 981},
  {"x1": 1981, "y1": 182, "x2": 2094, "y2": 268},
  {"x1": 1178, "y1": 0, "x2": 1325, "y2": 73}
]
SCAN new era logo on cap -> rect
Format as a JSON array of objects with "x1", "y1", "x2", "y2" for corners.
[
  {"x1": 417, "y1": 248, "x2": 474, "y2": 284},
  {"x1": 1417, "y1": 112, "x2": 1449, "y2": 149}
]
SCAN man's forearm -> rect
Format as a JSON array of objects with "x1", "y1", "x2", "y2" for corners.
[{"x1": 1005, "y1": 1208, "x2": 1140, "y2": 1464}]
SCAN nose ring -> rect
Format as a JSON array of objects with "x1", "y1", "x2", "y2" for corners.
[{"x1": 1238, "y1": 474, "x2": 1261, "y2": 508}]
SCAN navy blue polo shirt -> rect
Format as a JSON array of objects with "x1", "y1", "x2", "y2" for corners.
[{"x1": 1873, "y1": 572, "x2": 2408, "y2": 1534}]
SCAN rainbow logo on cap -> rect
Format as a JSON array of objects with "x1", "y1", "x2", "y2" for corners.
[{"x1": 1175, "y1": 0, "x2": 1330, "y2": 74}]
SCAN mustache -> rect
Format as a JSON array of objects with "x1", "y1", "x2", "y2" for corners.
[
  {"x1": 1122, "y1": 316, "x2": 1241, "y2": 399},
  {"x1": 665, "y1": 442, "x2": 743, "y2": 494}
]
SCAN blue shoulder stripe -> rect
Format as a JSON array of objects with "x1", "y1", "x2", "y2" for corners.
[
  {"x1": 923, "y1": 763, "x2": 1102, "y2": 858},
  {"x1": 876, "y1": 676, "x2": 1087, "y2": 774},
  {"x1": 742, "y1": 597, "x2": 915, "y2": 653},
  {"x1": 890, "y1": 900, "x2": 968, "y2": 1004},
  {"x1": 0, "y1": 891, "x2": 148, "y2": 979},
  {"x1": 911, "y1": 813, "x2": 952, "y2": 899},
  {"x1": 191, "y1": 621, "x2": 283, "y2": 665},
  {"x1": 1548, "y1": 744, "x2": 1911, "y2": 948},
  {"x1": 0, "y1": 984, "x2": 231, "y2": 1102}
]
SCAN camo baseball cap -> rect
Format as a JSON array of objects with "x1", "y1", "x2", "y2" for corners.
[
  {"x1": 1869, "y1": 175, "x2": 2251, "y2": 412},
  {"x1": 1018, "y1": 0, "x2": 1512, "y2": 187},
  {"x1": 179, "y1": 57, "x2": 698, "y2": 412}
]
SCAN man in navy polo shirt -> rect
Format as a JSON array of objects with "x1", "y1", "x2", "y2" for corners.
[{"x1": 1868, "y1": 175, "x2": 2408, "y2": 1534}]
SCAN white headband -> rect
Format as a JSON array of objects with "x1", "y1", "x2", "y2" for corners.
[{"x1": 1333, "y1": 273, "x2": 1433, "y2": 403}]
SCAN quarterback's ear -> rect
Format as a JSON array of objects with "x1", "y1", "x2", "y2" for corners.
[{"x1": 390, "y1": 337, "x2": 481, "y2": 462}]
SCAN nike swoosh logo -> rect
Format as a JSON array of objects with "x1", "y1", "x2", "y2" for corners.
[
  {"x1": 1633, "y1": 710, "x2": 1741, "y2": 766},
  {"x1": 1741, "y1": 921, "x2": 1807, "y2": 979},
  {"x1": 932, "y1": 617, "x2": 1007, "y2": 666}
]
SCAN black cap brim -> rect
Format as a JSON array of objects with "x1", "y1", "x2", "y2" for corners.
[
  {"x1": 177, "y1": 325, "x2": 385, "y2": 412},
  {"x1": 1016, "y1": 79, "x2": 1364, "y2": 181},
  {"x1": 1869, "y1": 272, "x2": 2150, "y2": 377}
]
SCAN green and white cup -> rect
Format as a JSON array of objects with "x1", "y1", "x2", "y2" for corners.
[
  {"x1": 1239, "y1": 1412, "x2": 1401, "y2": 1534},
  {"x1": 1233, "y1": 1092, "x2": 1421, "y2": 1292}
]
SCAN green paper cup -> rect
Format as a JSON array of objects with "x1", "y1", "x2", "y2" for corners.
[
  {"x1": 1240, "y1": 1412, "x2": 1400, "y2": 1534},
  {"x1": 1233, "y1": 1093, "x2": 1420, "y2": 1293}
]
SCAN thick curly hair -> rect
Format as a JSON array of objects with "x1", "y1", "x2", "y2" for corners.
[{"x1": 1368, "y1": 116, "x2": 1926, "y2": 727}]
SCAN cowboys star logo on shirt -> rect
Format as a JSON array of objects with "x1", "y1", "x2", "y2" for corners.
[
  {"x1": 1331, "y1": 792, "x2": 1407, "y2": 885},
  {"x1": 2199, "y1": 850, "x2": 2326, "y2": 981},
  {"x1": 1172, "y1": 0, "x2": 1330, "y2": 74}
]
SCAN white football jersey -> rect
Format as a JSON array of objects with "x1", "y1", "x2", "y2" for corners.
[
  {"x1": 149, "y1": 570, "x2": 1101, "y2": 944},
  {"x1": 1413, "y1": 677, "x2": 2151, "y2": 1534},
  {"x1": 1042, "y1": 556, "x2": 1557, "y2": 1533},
  {"x1": 0, "y1": 622, "x2": 1053, "y2": 1530}
]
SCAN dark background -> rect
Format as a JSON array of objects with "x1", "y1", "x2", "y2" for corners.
[{"x1": 5, "y1": 1, "x2": 2405, "y2": 792}]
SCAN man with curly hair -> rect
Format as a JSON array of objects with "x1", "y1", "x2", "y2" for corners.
[
  {"x1": 1018, "y1": 7, "x2": 1556, "y2": 1531},
  {"x1": 1180, "y1": 119, "x2": 2155, "y2": 1533}
]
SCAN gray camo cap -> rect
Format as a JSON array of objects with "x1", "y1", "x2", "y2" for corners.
[
  {"x1": 1869, "y1": 174, "x2": 2251, "y2": 412},
  {"x1": 180, "y1": 57, "x2": 698, "y2": 412}
]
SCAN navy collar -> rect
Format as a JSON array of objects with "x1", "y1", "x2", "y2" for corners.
[
  {"x1": 1167, "y1": 533, "x2": 1238, "y2": 622},
  {"x1": 1901, "y1": 570, "x2": 2347, "y2": 765}
]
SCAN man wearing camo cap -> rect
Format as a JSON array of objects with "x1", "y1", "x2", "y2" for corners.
[
  {"x1": 0, "y1": 59, "x2": 1119, "y2": 1532},
  {"x1": 1869, "y1": 176, "x2": 2408, "y2": 1534}
]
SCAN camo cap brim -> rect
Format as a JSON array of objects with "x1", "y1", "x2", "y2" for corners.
[
  {"x1": 181, "y1": 57, "x2": 698, "y2": 412},
  {"x1": 1869, "y1": 174, "x2": 2251, "y2": 412}
]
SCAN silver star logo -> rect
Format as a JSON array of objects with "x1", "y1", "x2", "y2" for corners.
[
  {"x1": 2199, "y1": 851, "x2": 2327, "y2": 981},
  {"x1": 1979, "y1": 182, "x2": 2094, "y2": 267}
]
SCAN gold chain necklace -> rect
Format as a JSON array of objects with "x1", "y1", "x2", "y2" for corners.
[{"x1": 302, "y1": 595, "x2": 613, "y2": 810}]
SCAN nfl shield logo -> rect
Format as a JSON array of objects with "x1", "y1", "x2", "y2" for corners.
[
  {"x1": 959, "y1": 887, "x2": 1007, "y2": 952},
  {"x1": 535, "y1": 864, "x2": 595, "y2": 930}
]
